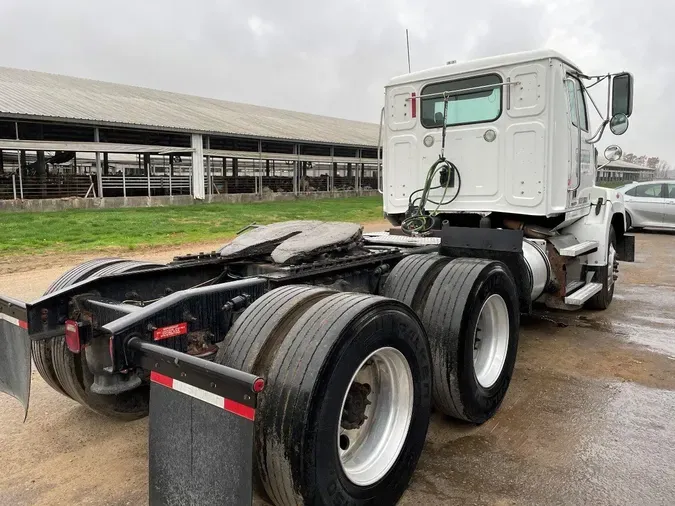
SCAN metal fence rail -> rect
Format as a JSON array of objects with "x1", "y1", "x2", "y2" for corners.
[
  {"x1": 101, "y1": 175, "x2": 191, "y2": 197},
  {"x1": 1, "y1": 160, "x2": 380, "y2": 201},
  {"x1": 0, "y1": 174, "x2": 95, "y2": 200}
]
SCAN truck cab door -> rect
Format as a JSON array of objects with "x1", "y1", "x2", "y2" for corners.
[{"x1": 564, "y1": 75, "x2": 593, "y2": 206}]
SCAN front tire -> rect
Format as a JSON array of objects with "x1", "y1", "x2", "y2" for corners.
[{"x1": 586, "y1": 226, "x2": 617, "y2": 310}]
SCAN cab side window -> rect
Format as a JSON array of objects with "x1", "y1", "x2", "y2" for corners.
[{"x1": 565, "y1": 77, "x2": 589, "y2": 132}]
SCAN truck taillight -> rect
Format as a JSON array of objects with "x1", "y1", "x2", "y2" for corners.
[{"x1": 64, "y1": 320, "x2": 81, "y2": 353}]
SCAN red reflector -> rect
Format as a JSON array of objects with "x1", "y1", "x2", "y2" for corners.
[
  {"x1": 253, "y1": 378, "x2": 265, "y2": 393},
  {"x1": 224, "y1": 398, "x2": 255, "y2": 421},
  {"x1": 64, "y1": 320, "x2": 80, "y2": 353},
  {"x1": 150, "y1": 371, "x2": 174, "y2": 389},
  {"x1": 411, "y1": 92, "x2": 417, "y2": 118},
  {"x1": 19, "y1": 320, "x2": 28, "y2": 330},
  {"x1": 153, "y1": 322, "x2": 188, "y2": 341}
]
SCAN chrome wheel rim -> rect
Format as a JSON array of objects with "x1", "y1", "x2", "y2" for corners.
[
  {"x1": 608, "y1": 243, "x2": 617, "y2": 288},
  {"x1": 338, "y1": 347, "x2": 413, "y2": 486},
  {"x1": 473, "y1": 294, "x2": 510, "y2": 389}
]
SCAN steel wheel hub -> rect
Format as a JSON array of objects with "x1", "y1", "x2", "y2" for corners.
[
  {"x1": 608, "y1": 243, "x2": 618, "y2": 287},
  {"x1": 473, "y1": 294, "x2": 510, "y2": 389},
  {"x1": 338, "y1": 347, "x2": 413, "y2": 486}
]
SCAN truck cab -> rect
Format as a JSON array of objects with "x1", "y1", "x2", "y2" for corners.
[
  {"x1": 382, "y1": 49, "x2": 633, "y2": 224},
  {"x1": 380, "y1": 48, "x2": 635, "y2": 310}
]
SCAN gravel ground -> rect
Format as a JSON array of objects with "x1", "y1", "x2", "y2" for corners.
[{"x1": 0, "y1": 227, "x2": 674, "y2": 506}]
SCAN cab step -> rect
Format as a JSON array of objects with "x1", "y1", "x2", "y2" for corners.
[
  {"x1": 564, "y1": 282, "x2": 603, "y2": 305},
  {"x1": 559, "y1": 240, "x2": 599, "y2": 257}
]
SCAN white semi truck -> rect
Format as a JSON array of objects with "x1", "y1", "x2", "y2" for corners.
[{"x1": 0, "y1": 49, "x2": 634, "y2": 505}]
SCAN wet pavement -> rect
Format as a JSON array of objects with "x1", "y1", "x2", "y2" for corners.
[{"x1": 1, "y1": 230, "x2": 674, "y2": 505}]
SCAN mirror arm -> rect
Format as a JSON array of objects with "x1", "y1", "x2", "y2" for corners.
[
  {"x1": 585, "y1": 120, "x2": 608, "y2": 144},
  {"x1": 583, "y1": 84, "x2": 605, "y2": 120}
]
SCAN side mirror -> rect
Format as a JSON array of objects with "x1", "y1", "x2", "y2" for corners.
[
  {"x1": 609, "y1": 113, "x2": 629, "y2": 135},
  {"x1": 611, "y1": 72, "x2": 633, "y2": 118},
  {"x1": 604, "y1": 145, "x2": 623, "y2": 162},
  {"x1": 597, "y1": 144, "x2": 623, "y2": 170}
]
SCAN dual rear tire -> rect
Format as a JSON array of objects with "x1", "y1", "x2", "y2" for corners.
[
  {"x1": 32, "y1": 258, "x2": 162, "y2": 419},
  {"x1": 383, "y1": 254, "x2": 520, "y2": 424},
  {"x1": 216, "y1": 286, "x2": 432, "y2": 506}
]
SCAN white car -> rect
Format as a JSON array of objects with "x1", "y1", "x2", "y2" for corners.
[{"x1": 616, "y1": 180, "x2": 675, "y2": 230}]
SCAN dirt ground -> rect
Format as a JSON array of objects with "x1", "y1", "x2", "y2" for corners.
[{"x1": 1, "y1": 226, "x2": 674, "y2": 505}]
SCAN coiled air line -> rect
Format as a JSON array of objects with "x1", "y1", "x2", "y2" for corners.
[{"x1": 402, "y1": 93, "x2": 462, "y2": 235}]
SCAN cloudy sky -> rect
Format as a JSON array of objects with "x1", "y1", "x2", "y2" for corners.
[{"x1": 0, "y1": 0, "x2": 671, "y2": 163}]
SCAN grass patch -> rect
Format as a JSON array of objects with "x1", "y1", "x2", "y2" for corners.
[
  {"x1": 0, "y1": 197, "x2": 384, "y2": 256},
  {"x1": 597, "y1": 181, "x2": 632, "y2": 189}
]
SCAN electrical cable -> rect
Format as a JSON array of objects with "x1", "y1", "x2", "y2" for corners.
[{"x1": 401, "y1": 94, "x2": 462, "y2": 235}]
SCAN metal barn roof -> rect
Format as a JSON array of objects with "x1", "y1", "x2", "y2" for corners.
[
  {"x1": 597, "y1": 155, "x2": 657, "y2": 171},
  {"x1": 0, "y1": 67, "x2": 379, "y2": 147}
]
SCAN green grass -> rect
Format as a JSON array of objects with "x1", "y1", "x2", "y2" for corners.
[
  {"x1": 0, "y1": 197, "x2": 384, "y2": 256},
  {"x1": 597, "y1": 181, "x2": 631, "y2": 189}
]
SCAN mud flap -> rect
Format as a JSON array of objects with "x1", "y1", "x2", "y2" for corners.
[
  {"x1": 616, "y1": 233, "x2": 635, "y2": 262},
  {"x1": 148, "y1": 372, "x2": 256, "y2": 506},
  {"x1": 0, "y1": 301, "x2": 31, "y2": 420}
]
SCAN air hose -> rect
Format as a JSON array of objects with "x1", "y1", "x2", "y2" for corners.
[{"x1": 401, "y1": 93, "x2": 462, "y2": 235}]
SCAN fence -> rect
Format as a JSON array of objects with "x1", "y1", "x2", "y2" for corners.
[
  {"x1": 0, "y1": 173, "x2": 95, "y2": 200},
  {"x1": 0, "y1": 158, "x2": 381, "y2": 201}
]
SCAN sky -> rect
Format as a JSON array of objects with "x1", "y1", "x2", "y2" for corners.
[{"x1": 0, "y1": 0, "x2": 672, "y2": 164}]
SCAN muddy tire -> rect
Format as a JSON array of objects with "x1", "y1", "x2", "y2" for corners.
[
  {"x1": 382, "y1": 254, "x2": 450, "y2": 312},
  {"x1": 257, "y1": 292, "x2": 432, "y2": 505},
  {"x1": 423, "y1": 258, "x2": 519, "y2": 424},
  {"x1": 215, "y1": 285, "x2": 336, "y2": 499},
  {"x1": 33, "y1": 258, "x2": 129, "y2": 398},
  {"x1": 216, "y1": 285, "x2": 335, "y2": 374},
  {"x1": 38, "y1": 259, "x2": 161, "y2": 419},
  {"x1": 586, "y1": 226, "x2": 617, "y2": 310}
]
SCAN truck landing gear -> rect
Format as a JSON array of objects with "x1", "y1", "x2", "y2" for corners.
[{"x1": 218, "y1": 287, "x2": 432, "y2": 505}]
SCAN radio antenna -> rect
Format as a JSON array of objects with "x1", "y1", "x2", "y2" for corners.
[{"x1": 406, "y1": 29, "x2": 411, "y2": 73}]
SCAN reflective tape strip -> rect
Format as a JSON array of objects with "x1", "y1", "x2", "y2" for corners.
[
  {"x1": 150, "y1": 371, "x2": 255, "y2": 421},
  {"x1": 0, "y1": 313, "x2": 28, "y2": 329}
]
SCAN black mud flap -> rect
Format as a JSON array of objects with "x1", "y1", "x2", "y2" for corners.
[
  {"x1": 616, "y1": 233, "x2": 635, "y2": 262},
  {"x1": 126, "y1": 338, "x2": 261, "y2": 506},
  {"x1": 0, "y1": 296, "x2": 31, "y2": 420},
  {"x1": 149, "y1": 378, "x2": 256, "y2": 506}
]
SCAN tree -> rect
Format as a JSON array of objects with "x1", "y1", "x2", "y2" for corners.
[
  {"x1": 636, "y1": 155, "x2": 648, "y2": 167},
  {"x1": 623, "y1": 152, "x2": 637, "y2": 163},
  {"x1": 656, "y1": 160, "x2": 672, "y2": 178},
  {"x1": 647, "y1": 156, "x2": 660, "y2": 169}
]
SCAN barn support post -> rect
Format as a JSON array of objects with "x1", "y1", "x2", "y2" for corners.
[
  {"x1": 19, "y1": 150, "x2": 26, "y2": 198},
  {"x1": 191, "y1": 134, "x2": 205, "y2": 200},
  {"x1": 145, "y1": 153, "x2": 151, "y2": 197},
  {"x1": 205, "y1": 136, "x2": 212, "y2": 199},
  {"x1": 293, "y1": 144, "x2": 298, "y2": 195},
  {"x1": 95, "y1": 128, "x2": 103, "y2": 197}
]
